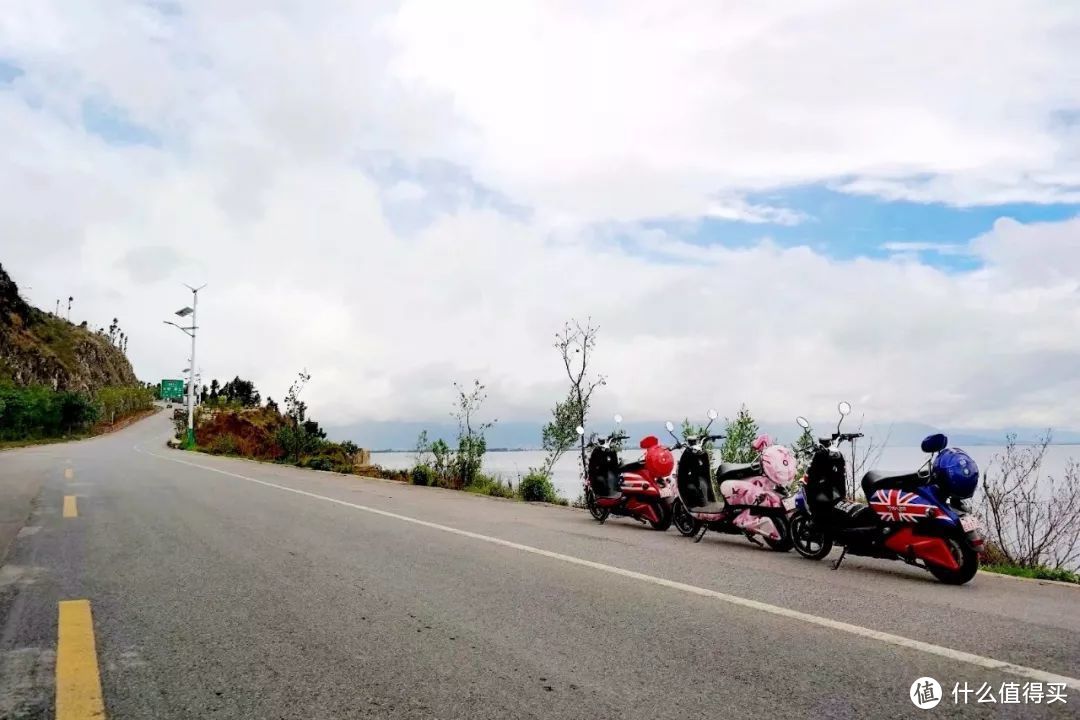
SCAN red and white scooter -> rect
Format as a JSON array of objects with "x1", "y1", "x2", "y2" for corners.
[{"x1": 578, "y1": 415, "x2": 677, "y2": 530}]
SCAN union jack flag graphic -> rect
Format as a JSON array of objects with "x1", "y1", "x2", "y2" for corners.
[{"x1": 869, "y1": 488, "x2": 938, "y2": 522}]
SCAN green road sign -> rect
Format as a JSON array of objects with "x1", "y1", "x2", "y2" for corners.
[{"x1": 160, "y1": 379, "x2": 185, "y2": 400}]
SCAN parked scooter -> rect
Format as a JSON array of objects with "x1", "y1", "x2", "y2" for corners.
[
  {"x1": 789, "y1": 402, "x2": 984, "y2": 584},
  {"x1": 578, "y1": 415, "x2": 676, "y2": 530},
  {"x1": 665, "y1": 410, "x2": 796, "y2": 551}
]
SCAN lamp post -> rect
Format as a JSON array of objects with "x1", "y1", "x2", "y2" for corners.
[{"x1": 164, "y1": 284, "x2": 205, "y2": 448}]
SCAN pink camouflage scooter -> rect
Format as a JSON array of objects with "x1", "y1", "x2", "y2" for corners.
[{"x1": 666, "y1": 411, "x2": 796, "y2": 551}]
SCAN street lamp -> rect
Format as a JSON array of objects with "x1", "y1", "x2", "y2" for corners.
[{"x1": 163, "y1": 284, "x2": 205, "y2": 448}]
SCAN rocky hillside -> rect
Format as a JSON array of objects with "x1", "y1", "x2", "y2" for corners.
[{"x1": 0, "y1": 263, "x2": 138, "y2": 392}]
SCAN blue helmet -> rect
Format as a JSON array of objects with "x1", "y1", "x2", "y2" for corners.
[{"x1": 933, "y1": 448, "x2": 979, "y2": 499}]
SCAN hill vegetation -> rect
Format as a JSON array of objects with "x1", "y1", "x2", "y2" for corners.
[
  {"x1": 0, "y1": 263, "x2": 153, "y2": 443},
  {"x1": 1, "y1": 263, "x2": 138, "y2": 391}
]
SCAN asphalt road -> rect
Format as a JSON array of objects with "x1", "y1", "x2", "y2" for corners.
[{"x1": 1, "y1": 411, "x2": 1077, "y2": 719}]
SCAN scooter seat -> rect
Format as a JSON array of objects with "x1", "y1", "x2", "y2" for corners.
[
  {"x1": 829, "y1": 500, "x2": 878, "y2": 527},
  {"x1": 687, "y1": 501, "x2": 726, "y2": 514},
  {"x1": 861, "y1": 469, "x2": 924, "y2": 499},
  {"x1": 620, "y1": 460, "x2": 646, "y2": 474},
  {"x1": 717, "y1": 462, "x2": 758, "y2": 481}
]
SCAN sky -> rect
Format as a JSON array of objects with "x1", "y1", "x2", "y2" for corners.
[{"x1": 2, "y1": 1, "x2": 1080, "y2": 439}]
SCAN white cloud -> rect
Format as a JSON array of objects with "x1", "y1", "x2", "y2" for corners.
[
  {"x1": 1, "y1": 1, "x2": 1079, "y2": 435},
  {"x1": 386, "y1": 0, "x2": 1080, "y2": 218}
]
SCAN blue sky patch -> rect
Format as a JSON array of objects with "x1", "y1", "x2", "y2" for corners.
[
  {"x1": 0, "y1": 59, "x2": 24, "y2": 84},
  {"x1": 638, "y1": 185, "x2": 1080, "y2": 271},
  {"x1": 364, "y1": 153, "x2": 530, "y2": 235},
  {"x1": 81, "y1": 97, "x2": 160, "y2": 147}
]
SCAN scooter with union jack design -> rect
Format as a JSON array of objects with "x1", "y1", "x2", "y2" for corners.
[{"x1": 788, "y1": 402, "x2": 985, "y2": 584}]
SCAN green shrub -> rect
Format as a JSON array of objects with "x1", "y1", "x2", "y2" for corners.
[
  {"x1": 430, "y1": 439, "x2": 451, "y2": 484},
  {"x1": 465, "y1": 473, "x2": 516, "y2": 499},
  {"x1": 207, "y1": 433, "x2": 240, "y2": 456},
  {"x1": 411, "y1": 464, "x2": 436, "y2": 486},
  {"x1": 96, "y1": 385, "x2": 154, "y2": 424},
  {"x1": 0, "y1": 384, "x2": 101, "y2": 440},
  {"x1": 276, "y1": 423, "x2": 324, "y2": 462},
  {"x1": 518, "y1": 470, "x2": 560, "y2": 503},
  {"x1": 301, "y1": 456, "x2": 334, "y2": 471}
]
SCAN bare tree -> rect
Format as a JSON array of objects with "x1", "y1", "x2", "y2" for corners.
[
  {"x1": 847, "y1": 419, "x2": 892, "y2": 500},
  {"x1": 979, "y1": 433, "x2": 1080, "y2": 570},
  {"x1": 554, "y1": 318, "x2": 606, "y2": 474}
]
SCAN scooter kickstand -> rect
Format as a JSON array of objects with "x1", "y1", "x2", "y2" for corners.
[
  {"x1": 743, "y1": 532, "x2": 764, "y2": 549},
  {"x1": 693, "y1": 524, "x2": 708, "y2": 543},
  {"x1": 832, "y1": 546, "x2": 848, "y2": 570}
]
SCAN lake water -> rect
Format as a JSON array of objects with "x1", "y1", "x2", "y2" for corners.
[{"x1": 372, "y1": 444, "x2": 1079, "y2": 502}]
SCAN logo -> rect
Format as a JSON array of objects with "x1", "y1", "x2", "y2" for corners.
[{"x1": 911, "y1": 677, "x2": 942, "y2": 709}]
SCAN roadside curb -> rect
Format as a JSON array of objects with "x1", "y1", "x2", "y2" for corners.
[{"x1": 979, "y1": 568, "x2": 1080, "y2": 589}]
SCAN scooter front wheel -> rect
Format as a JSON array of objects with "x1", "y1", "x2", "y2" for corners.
[
  {"x1": 585, "y1": 487, "x2": 609, "y2": 522},
  {"x1": 672, "y1": 499, "x2": 700, "y2": 537},
  {"x1": 763, "y1": 514, "x2": 793, "y2": 552},
  {"x1": 790, "y1": 511, "x2": 832, "y2": 559}
]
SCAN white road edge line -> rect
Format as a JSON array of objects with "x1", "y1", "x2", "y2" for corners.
[{"x1": 137, "y1": 446, "x2": 1080, "y2": 690}]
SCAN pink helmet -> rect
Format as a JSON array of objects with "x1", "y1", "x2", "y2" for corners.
[{"x1": 759, "y1": 442, "x2": 796, "y2": 485}]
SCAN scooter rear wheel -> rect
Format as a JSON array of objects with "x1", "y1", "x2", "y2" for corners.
[
  {"x1": 790, "y1": 512, "x2": 832, "y2": 560},
  {"x1": 585, "y1": 487, "x2": 609, "y2": 522},
  {"x1": 648, "y1": 501, "x2": 673, "y2": 531},
  {"x1": 672, "y1": 499, "x2": 700, "y2": 537},
  {"x1": 927, "y1": 534, "x2": 979, "y2": 585},
  {"x1": 763, "y1": 514, "x2": 794, "y2": 552}
]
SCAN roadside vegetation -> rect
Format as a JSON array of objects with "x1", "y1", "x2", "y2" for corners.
[
  {"x1": 181, "y1": 370, "x2": 408, "y2": 481},
  {"x1": 0, "y1": 383, "x2": 155, "y2": 445},
  {"x1": 977, "y1": 434, "x2": 1080, "y2": 583},
  {"x1": 407, "y1": 380, "x2": 556, "y2": 503},
  {"x1": 176, "y1": 316, "x2": 1080, "y2": 581}
]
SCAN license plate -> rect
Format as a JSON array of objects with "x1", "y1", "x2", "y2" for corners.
[
  {"x1": 782, "y1": 496, "x2": 797, "y2": 511},
  {"x1": 960, "y1": 514, "x2": 982, "y2": 533}
]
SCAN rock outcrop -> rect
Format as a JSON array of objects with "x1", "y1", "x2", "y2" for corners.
[{"x1": 0, "y1": 263, "x2": 138, "y2": 392}]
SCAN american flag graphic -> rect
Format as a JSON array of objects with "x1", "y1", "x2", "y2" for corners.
[{"x1": 869, "y1": 488, "x2": 938, "y2": 522}]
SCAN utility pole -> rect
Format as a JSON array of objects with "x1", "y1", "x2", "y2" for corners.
[{"x1": 164, "y1": 284, "x2": 206, "y2": 448}]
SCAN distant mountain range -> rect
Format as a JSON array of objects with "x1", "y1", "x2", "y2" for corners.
[{"x1": 326, "y1": 419, "x2": 1080, "y2": 452}]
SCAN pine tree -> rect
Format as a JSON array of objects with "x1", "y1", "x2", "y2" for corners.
[{"x1": 719, "y1": 405, "x2": 760, "y2": 463}]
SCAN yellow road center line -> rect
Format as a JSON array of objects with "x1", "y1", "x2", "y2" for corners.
[
  {"x1": 63, "y1": 495, "x2": 78, "y2": 518},
  {"x1": 64, "y1": 468, "x2": 74, "y2": 480},
  {"x1": 56, "y1": 600, "x2": 107, "y2": 719}
]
